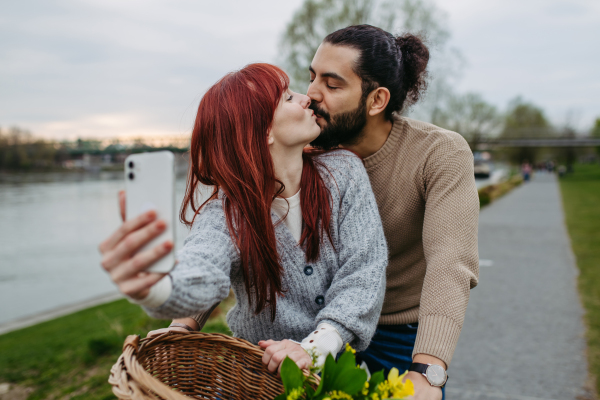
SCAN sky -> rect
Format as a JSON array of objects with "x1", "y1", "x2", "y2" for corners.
[{"x1": 1, "y1": 0, "x2": 599, "y2": 140}]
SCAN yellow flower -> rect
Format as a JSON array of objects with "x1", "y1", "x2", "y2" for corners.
[
  {"x1": 286, "y1": 387, "x2": 305, "y2": 400},
  {"x1": 326, "y1": 390, "x2": 353, "y2": 399},
  {"x1": 362, "y1": 381, "x2": 370, "y2": 395},
  {"x1": 391, "y1": 378, "x2": 414, "y2": 399},
  {"x1": 384, "y1": 368, "x2": 415, "y2": 399},
  {"x1": 345, "y1": 343, "x2": 356, "y2": 354}
]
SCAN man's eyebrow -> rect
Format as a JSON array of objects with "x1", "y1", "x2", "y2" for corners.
[{"x1": 309, "y1": 66, "x2": 347, "y2": 84}]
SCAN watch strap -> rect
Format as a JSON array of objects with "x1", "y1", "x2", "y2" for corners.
[{"x1": 408, "y1": 362, "x2": 428, "y2": 374}]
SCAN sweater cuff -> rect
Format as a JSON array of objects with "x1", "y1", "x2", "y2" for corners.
[
  {"x1": 413, "y1": 315, "x2": 462, "y2": 367},
  {"x1": 126, "y1": 275, "x2": 172, "y2": 309},
  {"x1": 300, "y1": 323, "x2": 343, "y2": 368}
]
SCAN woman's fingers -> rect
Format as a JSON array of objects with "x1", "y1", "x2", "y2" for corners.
[
  {"x1": 99, "y1": 209, "x2": 157, "y2": 254},
  {"x1": 146, "y1": 326, "x2": 188, "y2": 338},
  {"x1": 101, "y1": 219, "x2": 166, "y2": 272},
  {"x1": 117, "y1": 271, "x2": 165, "y2": 299},
  {"x1": 119, "y1": 190, "x2": 126, "y2": 222},
  {"x1": 110, "y1": 240, "x2": 173, "y2": 283},
  {"x1": 262, "y1": 341, "x2": 286, "y2": 372}
]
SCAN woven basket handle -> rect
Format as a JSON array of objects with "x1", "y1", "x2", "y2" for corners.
[{"x1": 123, "y1": 335, "x2": 140, "y2": 352}]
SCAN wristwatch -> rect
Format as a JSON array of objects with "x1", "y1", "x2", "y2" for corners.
[{"x1": 408, "y1": 363, "x2": 448, "y2": 388}]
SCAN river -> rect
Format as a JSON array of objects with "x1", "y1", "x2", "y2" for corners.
[
  {"x1": 0, "y1": 172, "x2": 200, "y2": 328},
  {"x1": 0, "y1": 168, "x2": 500, "y2": 330}
]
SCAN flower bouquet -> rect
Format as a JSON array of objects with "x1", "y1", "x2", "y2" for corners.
[{"x1": 275, "y1": 344, "x2": 414, "y2": 400}]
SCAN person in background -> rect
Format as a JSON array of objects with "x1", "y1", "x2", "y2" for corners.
[
  {"x1": 98, "y1": 63, "x2": 388, "y2": 374},
  {"x1": 521, "y1": 160, "x2": 532, "y2": 181}
]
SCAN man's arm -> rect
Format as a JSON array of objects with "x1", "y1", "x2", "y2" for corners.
[{"x1": 415, "y1": 134, "x2": 480, "y2": 366}]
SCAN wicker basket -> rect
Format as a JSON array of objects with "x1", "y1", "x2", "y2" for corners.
[{"x1": 109, "y1": 331, "x2": 288, "y2": 400}]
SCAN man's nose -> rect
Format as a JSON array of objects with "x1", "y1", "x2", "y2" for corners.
[{"x1": 306, "y1": 83, "x2": 322, "y2": 104}]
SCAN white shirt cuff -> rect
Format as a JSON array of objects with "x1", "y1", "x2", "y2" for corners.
[
  {"x1": 126, "y1": 275, "x2": 172, "y2": 309},
  {"x1": 300, "y1": 323, "x2": 344, "y2": 368}
]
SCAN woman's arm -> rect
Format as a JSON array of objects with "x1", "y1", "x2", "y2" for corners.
[
  {"x1": 314, "y1": 153, "x2": 388, "y2": 352},
  {"x1": 141, "y1": 199, "x2": 239, "y2": 320}
]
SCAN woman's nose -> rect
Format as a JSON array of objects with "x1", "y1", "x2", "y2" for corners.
[{"x1": 298, "y1": 93, "x2": 311, "y2": 108}]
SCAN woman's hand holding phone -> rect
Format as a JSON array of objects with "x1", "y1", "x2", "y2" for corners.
[{"x1": 98, "y1": 190, "x2": 174, "y2": 300}]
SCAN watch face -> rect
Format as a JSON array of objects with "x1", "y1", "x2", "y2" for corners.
[{"x1": 426, "y1": 364, "x2": 447, "y2": 386}]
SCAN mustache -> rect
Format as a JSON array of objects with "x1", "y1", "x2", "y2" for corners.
[{"x1": 309, "y1": 102, "x2": 331, "y2": 123}]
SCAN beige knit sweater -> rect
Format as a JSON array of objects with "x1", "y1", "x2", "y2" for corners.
[{"x1": 363, "y1": 116, "x2": 480, "y2": 366}]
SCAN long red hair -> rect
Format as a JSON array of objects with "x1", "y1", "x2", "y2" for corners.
[{"x1": 181, "y1": 63, "x2": 333, "y2": 320}]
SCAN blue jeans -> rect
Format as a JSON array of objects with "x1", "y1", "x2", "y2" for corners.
[{"x1": 355, "y1": 323, "x2": 445, "y2": 400}]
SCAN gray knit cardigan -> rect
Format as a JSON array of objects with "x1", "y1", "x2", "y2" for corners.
[{"x1": 143, "y1": 150, "x2": 388, "y2": 351}]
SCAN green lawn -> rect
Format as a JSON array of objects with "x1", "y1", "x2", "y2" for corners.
[
  {"x1": 0, "y1": 294, "x2": 234, "y2": 400},
  {"x1": 559, "y1": 163, "x2": 600, "y2": 395}
]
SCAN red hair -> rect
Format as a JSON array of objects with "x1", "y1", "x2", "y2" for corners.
[{"x1": 181, "y1": 63, "x2": 333, "y2": 320}]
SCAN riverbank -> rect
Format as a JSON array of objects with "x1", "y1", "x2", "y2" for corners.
[
  {"x1": 0, "y1": 293, "x2": 234, "y2": 400},
  {"x1": 560, "y1": 163, "x2": 600, "y2": 396}
]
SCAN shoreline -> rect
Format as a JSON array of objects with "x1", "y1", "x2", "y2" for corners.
[{"x1": 0, "y1": 291, "x2": 122, "y2": 335}]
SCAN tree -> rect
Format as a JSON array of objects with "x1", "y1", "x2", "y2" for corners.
[
  {"x1": 501, "y1": 97, "x2": 552, "y2": 164},
  {"x1": 278, "y1": 0, "x2": 463, "y2": 120},
  {"x1": 501, "y1": 97, "x2": 551, "y2": 139},
  {"x1": 592, "y1": 118, "x2": 600, "y2": 157},
  {"x1": 432, "y1": 92, "x2": 501, "y2": 150}
]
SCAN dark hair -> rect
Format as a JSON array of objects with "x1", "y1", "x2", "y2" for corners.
[{"x1": 324, "y1": 25, "x2": 429, "y2": 119}]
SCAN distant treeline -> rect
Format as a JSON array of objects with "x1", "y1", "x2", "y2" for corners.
[
  {"x1": 0, "y1": 127, "x2": 60, "y2": 170},
  {"x1": 0, "y1": 127, "x2": 187, "y2": 171}
]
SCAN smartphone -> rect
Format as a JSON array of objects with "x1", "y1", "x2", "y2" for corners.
[{"x1": 124, "y1": 151, "x2": 176, "y2": 273}]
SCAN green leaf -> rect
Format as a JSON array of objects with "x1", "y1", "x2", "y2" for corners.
[
  {"x1": 368, "y1": 370, "x2": 385, "y2": 395},
  {"x1": 280, "y1": 357, "x2": 305, "y2": 395},
  {"x1": 273, "y1": 394, "x2": 286, "y2": 400},
  {"x1": 313, "y1": 349, "x2": 367, "y2": 396},
  {"x1": 330, "y1": 367, "x2": 367, "y2": 395}
]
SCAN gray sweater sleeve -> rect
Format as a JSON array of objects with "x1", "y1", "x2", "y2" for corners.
[
  {"x1": 315, "y1": 153, "x2": 388, "y2": 351},
  {"x1": 142, "y1": 199, "x2": 238, "y2": 319}
]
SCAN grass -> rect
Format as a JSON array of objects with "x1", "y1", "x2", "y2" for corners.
[
  {"x1": 559, "y1": 163, "x2": 600, "y2": 396},
  {"x1": 0, "y1": 292, "x2": 235, "y2": 400}
]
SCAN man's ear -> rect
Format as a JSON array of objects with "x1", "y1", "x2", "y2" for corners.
[{"x1": 367, "y1": 87, "x2": 391, "y2": 117}]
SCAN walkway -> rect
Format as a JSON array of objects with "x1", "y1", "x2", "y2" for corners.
[{"x1": 447, "y1": 173, "x2": 593, "y2": 399}]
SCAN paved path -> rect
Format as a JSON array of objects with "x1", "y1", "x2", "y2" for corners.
[{"x1": 447, "y1": 173, "x2": 593, "y2": 400}]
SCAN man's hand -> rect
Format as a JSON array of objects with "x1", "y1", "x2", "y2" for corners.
[
  {"x1": 258, "y1": 339, "x2": 312, "y2": 374},
  {"x1": 405, "y1": 371, "x2": 442, "y2": 400},
  {"x1": 406, "y1": 354, "x2": 445, "y2": 400}
]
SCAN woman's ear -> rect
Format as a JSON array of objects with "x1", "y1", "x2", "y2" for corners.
[
  {"x1": 267, "y1": 129, "x2": 275, "y2": 146},
  {"x1": 368, "y1": 87, "x2": 391, "y2": 117}
]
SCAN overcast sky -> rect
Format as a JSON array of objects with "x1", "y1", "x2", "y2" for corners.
[{"x1": 1, "y1": 0, "x2": 599, "y2": 139}]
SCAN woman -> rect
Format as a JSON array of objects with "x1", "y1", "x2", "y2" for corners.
[{"x1": 99, "y1": 63, "x2": 387, "y2": 373}]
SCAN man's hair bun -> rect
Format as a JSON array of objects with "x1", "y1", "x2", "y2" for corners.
[{"x1": 395, "y1": 34, "x2": 429, "y2": 109}]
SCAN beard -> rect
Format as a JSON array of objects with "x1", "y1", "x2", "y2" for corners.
[{"x1": 309, "y1": 99, "x2": 367, "y2": 150}]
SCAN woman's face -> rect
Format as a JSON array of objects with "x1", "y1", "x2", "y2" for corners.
[{"x1": 268, "y1": 89, "x2": 321, "y2": 149}]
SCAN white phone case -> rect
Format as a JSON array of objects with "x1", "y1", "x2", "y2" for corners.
[{"x1": 124, "y1": 151, "x2": 176, "y2": 273}]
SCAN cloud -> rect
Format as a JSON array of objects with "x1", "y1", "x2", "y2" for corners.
[{"x1": 1, "y1": 0, "x2": 599, "y2": 136}]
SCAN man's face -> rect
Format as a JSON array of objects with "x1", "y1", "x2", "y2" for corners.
[{"x1": 307, "y1": 43, "x2": 367, "y2": 149}]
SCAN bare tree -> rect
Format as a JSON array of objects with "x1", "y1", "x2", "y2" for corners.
[
  {"x1": 432, "y1": 92, "x2": 501, "y2": 150},
  {"x1": 278, "y1": 0, "x2": 464, "y2": 120}
]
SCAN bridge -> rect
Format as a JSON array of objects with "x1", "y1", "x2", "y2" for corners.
[{"x1": 476, "y1": 137, "x2": 600, "y2": 149}]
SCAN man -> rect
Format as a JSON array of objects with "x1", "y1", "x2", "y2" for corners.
[{"x1": 305, "y1": 25, "x2": 480, "y2": 400}]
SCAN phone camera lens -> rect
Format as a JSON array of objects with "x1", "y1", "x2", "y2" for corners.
[
  {"x1": 128, "y1": 172, "x2": 135, "y2": 180},
  {"x1": 128, "y1": 161, "x2": 134, "y2": 169}
]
